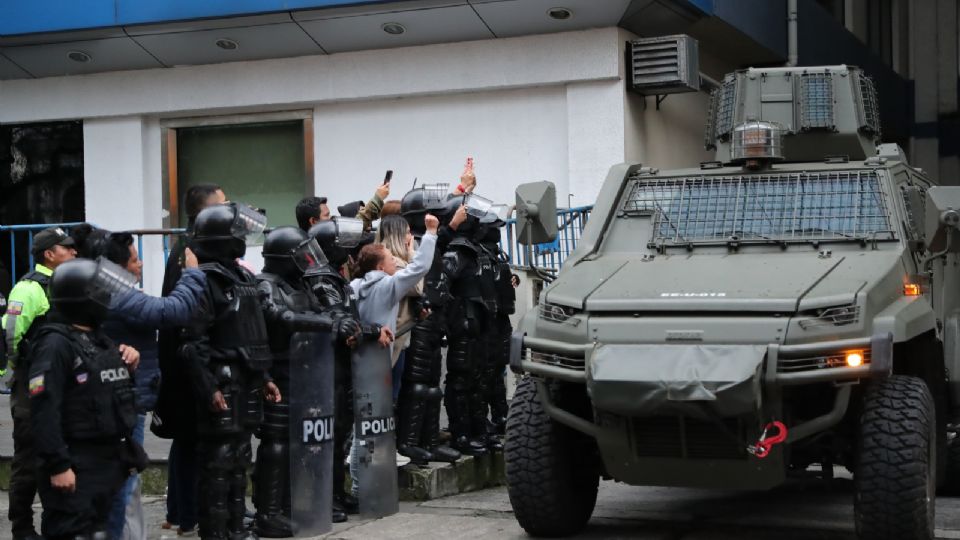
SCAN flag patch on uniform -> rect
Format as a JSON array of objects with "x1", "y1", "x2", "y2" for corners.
[
  {"x1": 5, "y1": 301, "x2": 23, "y2": 316},
  {"x1": 28, "y1": 375, "x2": 44, "y2": 395},
  {"x1": 75, "y1": 373, "x2": 88, "y2": 384}
]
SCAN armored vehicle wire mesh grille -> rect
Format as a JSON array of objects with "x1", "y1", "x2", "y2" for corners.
[
  {"x1": 714, "y1": 78, "x2": 738, "y2": 141},
  {"x1": 797, "y1": 304, "x2": 861, "y2": 329},
  {"x1": 799, "y1": 73, "x2": 835, "y2": 130},
  {"x1": 526, "y1": 349, "x2": 585, "y2": 371},
  {"x1": 622, "y1": 171, "x2": 894, "y2": 246},
  {"x1": 856, "y1": 73, "x2": 881, "y2": 137},
  {"x1": 704, "y1": 88, "x2": 719, "y2": 149}
]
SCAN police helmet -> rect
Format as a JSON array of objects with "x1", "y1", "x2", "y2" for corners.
[
  {"x1": 49, "y1": 258, "x2": 138, "y2": 326},
  {"x1": 307, "y1": 217, "x2": 364, "y2": 267},
  {"x1": 192, "y1": 202, "x2": 267, "y2": 262}
]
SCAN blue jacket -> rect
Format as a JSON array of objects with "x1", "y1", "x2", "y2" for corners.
[{"x1": 102, "y1": 268, "x2": 205, "y2": 412}]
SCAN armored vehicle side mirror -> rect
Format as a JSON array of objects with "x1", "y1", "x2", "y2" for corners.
[
  {"x1": 924, "y1": 187, "x2": 960, "y2": 253},
  {"x1": 515, "y1": 181, "x2": 557, "y2": 245}
]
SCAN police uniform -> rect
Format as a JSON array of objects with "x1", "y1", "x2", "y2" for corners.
[
  {"x1": 478, "y1": 222, "x2": 515, "y2": 438},
  {"x1": 253, "y1": 227, "x2": 357, "y2": 534},
  {"x1": 306, "y1": 218, "x2": 382, "y2": 517},
  {"x1": 2, "y1": 227, "x2": 76, "y2": 540},
  {"x1": 28, "y1": 257, "x2": 142, "y2": 539},
  {"x1": 178, "y1": 202, "x2": 273, "y2": 540}
]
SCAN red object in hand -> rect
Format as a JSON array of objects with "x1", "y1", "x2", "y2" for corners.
[{"x1": 747, "y1": 421, "x2": 788, "y2": 458}]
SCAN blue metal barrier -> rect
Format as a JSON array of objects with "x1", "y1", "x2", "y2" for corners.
[
  {"x1": 2, "y1": 224, "x2": 186, "y2": 289},
  {"x1": 503, "y1": 205, "x2": 592, "y2": 274},
  {"x1": 1, "y1": 222, "x2": 89, "y2": 287}
]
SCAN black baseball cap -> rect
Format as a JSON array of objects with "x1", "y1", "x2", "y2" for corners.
[{"x1": 34, "y1": 227, "x2": 76, "y2": 253}]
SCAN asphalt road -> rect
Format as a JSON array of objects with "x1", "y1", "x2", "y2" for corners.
[{"x1": 4, "y1": 476, "x2": 960, "y2": 539}]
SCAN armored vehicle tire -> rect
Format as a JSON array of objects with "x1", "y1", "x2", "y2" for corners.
[
  {"x1": 854, "y1": 375, "x2": 935, "y2": 540},
  {"x1": 505, "y1": 377, "x2": 599, "y2": 537}
]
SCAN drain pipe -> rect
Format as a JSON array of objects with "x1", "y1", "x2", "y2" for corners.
[{"x1": 787, "y1": 0, "x2": 799, "y2": 66}]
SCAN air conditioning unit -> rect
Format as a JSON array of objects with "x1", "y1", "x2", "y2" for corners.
[{"x1": 628, "y1": 35, "x2": 700, "y2": 95}]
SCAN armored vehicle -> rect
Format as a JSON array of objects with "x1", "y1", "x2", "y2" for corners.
[{"x1": 506, "y1": 65, "x2": 960, "y2": 540}]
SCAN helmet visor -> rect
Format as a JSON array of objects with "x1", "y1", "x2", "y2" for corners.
[
  {"x1": 89, "y1": 257, "x2": 138, "y2": 307},
  {"x1": 464, "y1": 193, "x2": 494, "y2": 217},
  {"x1": 292, "y1": 238, "x2": 328, "y2": 272},
  {"x1": 232, "y1": 204, "x2": 269, "y2": 245},
  {"x1": 334, "y1": 217, "x2": 365, "y2": 247}
]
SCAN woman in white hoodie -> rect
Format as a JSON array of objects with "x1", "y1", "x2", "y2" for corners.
[{"x1": 348, "y1": 214, "x2": 439, "y2": 478}]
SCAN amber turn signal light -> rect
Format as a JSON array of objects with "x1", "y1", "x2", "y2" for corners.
[
  {"x1": 845, "y1": 352, "x2": 863, "y2": 368},
  {"x1": 904, "y1": 283, "x2": 921, "y2": 296}
]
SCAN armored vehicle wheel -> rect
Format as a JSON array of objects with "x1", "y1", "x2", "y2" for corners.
[
  {"x1": 855, "y1": 375, "x2": 935, "y2": 540},
  {"x1": 505, "y1": 377, "x2": 599, "y2": 537}
]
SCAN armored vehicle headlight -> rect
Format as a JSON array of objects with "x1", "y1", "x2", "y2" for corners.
[{"x1": 539, "y1": 302, "x2": 580, "y2": 324}]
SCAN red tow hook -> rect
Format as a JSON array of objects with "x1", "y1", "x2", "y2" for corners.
[{"x1": 747, "y1": 421, "x2": 788, "y2": 458}]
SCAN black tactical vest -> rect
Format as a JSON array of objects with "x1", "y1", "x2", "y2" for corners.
[
  {"x1": 39, "y1": 324, "x2": 137, "y2": 441},
  {"x1": 446, "y1": 237, "x2": 485, "y2": 303},
  {"x1": 201, "y1": 263, "x2": 272, "y2": 372}
]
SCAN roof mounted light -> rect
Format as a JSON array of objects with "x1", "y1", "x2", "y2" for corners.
[
  {"x1": 67, "y1": 50, "x2": 92, "y2": 63},
  {"x1": 731, "y1": 120, "x2": 784, "y2": 169},
  {"x1": 382, "y1": 22, "x2": 406, "y2": 35},
  {"x1": 547, "y1": 7, "x2": 573, "y2": 20},
  {"x1": 215, "y1": 38, "x2": 239, "y2": 50}
]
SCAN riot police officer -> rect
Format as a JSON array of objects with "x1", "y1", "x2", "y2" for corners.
[
  {"x1": 396, "y1": 188, "x2": 465, "y2": 463},
  {"x1": 253, "y1": 227, "x2": 359, "y2": 535},
  {"x1": 476, "y1": 210, "x2": 515, "y2": 441},
  {"x1": 29, "y1": 258, "x2": 145, "y2": 539},
  {"x1": 442, "y1": 195, "x2": 498, "y2": 456},
  {"x1": 180, "y1": 203, "x2": 281, "y2": 540},
  {"x1": 306, "y1": 217, "x2": 382, "y2": 519}
]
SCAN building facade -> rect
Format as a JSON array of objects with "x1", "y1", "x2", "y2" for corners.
[{"x1": 0, "y1": 0, "x2": 956, "y2": 293}]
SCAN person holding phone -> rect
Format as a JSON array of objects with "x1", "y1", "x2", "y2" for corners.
[{"x1": 355, "y1": 170, "x2": 393, "y2": 232}]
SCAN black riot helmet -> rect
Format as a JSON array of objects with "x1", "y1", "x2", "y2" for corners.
[
  {"x1": 263, "y1": 226, "x2": 327, "y2": 281},
  {"x1": 49, "y1": 258, "x2": 138, "y2": 327},
  {"x1": 191, "y1": 202, "x2": 268, "y2": 263},
  {"x1": 401, "y1": 184, "x2": 449, "y2": 236},
  {"x1": 308, "y1": 217, "x2": 364, "y2": 268}
]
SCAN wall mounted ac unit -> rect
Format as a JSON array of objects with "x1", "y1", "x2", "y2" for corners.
[{"x1": 628, "y1": 35, "x2": 700, "y2": 96}]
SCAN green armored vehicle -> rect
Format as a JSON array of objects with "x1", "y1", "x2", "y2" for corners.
[{"x1": 505, "y1": 65, "x2": 960, "y2": 540}]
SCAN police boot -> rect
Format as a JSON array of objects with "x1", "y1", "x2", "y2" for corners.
[
  {"x1": 253, "y1": 440, "x2": 292, "y2": 538},
  {"x1": 332, "y1": 502, "x2": 348, "y2": 523},
  {"x1": 396, "y1": 384, "x2": 432, "y2": 465},
  {"x1": 230, "y1": 531, "x2": 259, "y2": 540},
  {"x1": 419, "y1": 389, "x2": 460, "y2": 462}
]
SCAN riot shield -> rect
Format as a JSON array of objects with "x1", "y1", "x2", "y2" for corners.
[
  {"x1": 288, "y1": 331, "x2": 335, "y2": 536},
  {"x1": 352, "y1": 342, "x2": 400, "y2": 518}
]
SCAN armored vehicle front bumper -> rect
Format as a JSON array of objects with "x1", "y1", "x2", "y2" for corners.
[{"x1": 510, "y1": 331, "x2": 893, "y2": 489}]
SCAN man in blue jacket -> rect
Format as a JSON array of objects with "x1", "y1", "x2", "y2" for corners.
[{"x1": 76, "y1": 230, "x2": 206, "y2": 539}]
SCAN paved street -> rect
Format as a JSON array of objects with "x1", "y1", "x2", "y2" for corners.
[{"x1": 5, "y1": 477, "x2": 960, "y2": 539}]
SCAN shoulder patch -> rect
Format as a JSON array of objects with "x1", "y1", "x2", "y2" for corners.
[
  {"x1": 28, "y1": 375, "x2": 45, "y2": 396},
  {"x1": 6, "y1": 301, "x2": 23, "y2": 316}
]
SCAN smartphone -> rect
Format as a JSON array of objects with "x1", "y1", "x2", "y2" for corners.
[{"x1": 383, "y1": 170, "x2": 393, "y2": 184}]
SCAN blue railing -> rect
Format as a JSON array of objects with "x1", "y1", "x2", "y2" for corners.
[
  {"x1": 504, "y1": 205, "x2": 592, "y2": 274},
  {"x1": 3, "y1": 207, "x2": 592, "y2": 289},
  {"x1": 2, "y1": 224, "x2": 185, "y2": 289}
]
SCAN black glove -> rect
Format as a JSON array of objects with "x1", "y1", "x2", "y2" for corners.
[{"x1": 333, "y1": 315, "x2": 361, "y2": 345}]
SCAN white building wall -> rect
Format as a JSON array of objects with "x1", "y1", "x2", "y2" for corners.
[{"x1": 2, "y1": 26, "x2": 714, "y2": 291}]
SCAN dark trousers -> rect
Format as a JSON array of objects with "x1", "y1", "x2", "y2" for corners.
[
  {"x1": 333, "y1": 355, "x2": 353, "y2": 500},
  {"x1": 9, "y1": 374, "x2": 38, "y2": 538},
  {"x1": 37, "y1": 443, "x2": 126, "y2": 539},
  {"x1": 165, "y1": 438, "x2": 199, "y2": 530}
]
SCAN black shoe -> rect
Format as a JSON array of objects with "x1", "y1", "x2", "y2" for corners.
[
  {"x1": 229, "y1": 531, "x2": 258, "y2": 540},
  {"x1": 335, "y1": 493, "x2": 360, "y2": 515},
  {"x1": 427, "y1": 445, "x2": 461, "y2": 463},
  {"x1": 253, "y1": 514, "x2": 294, "y2": 538},
  {"x1": 486, "y1": 437, "x2": 504, "y2": 452},
  {"x1": 452, "y1": 436, "x2": 487, "y2": 456},
  {"x1": 398, "y1": 445, "x2": 432, "y2": 466},
  {"x1": 332, "y1": 502, "x2": 348, "y2": 523}
]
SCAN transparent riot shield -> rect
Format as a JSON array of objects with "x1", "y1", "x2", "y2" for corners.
[
  {"x1": 351, "y1": 342, "x2": 400, "y2": 518},
  {"x1": 288, "y1": 332, "x2": 335, "y2": 536}
]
